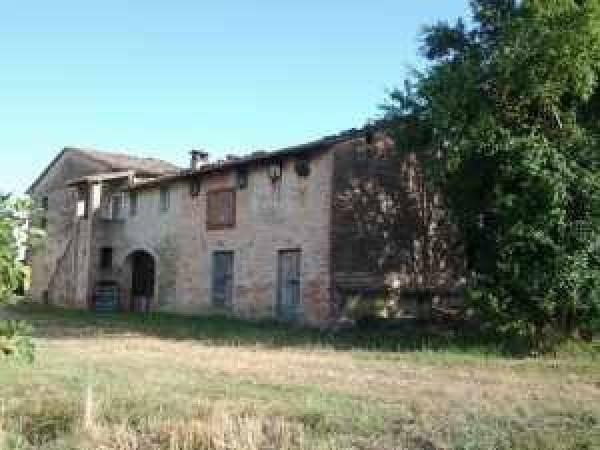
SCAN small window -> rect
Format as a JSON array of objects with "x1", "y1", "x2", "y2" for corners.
[
  {"x1": 130, "y1": 192, "x2": 138, "y2": 217},
  {"x1": 236, "y1": 168, "x2": 248, "y2": 190},
  {"x1": 24, "y1": 247, "x2": 32, "y2": 265},
  {"x1": 294, "y1": 158, "x2": 311, "y2": 177},
  {"x1": 39, "y1": 196, "x2": 49, "y2": 229},
  {"x1": 267, "y1": 161, "x2": 283, "y2": 182},
  {"x1": 100, "y1": 247, "x2": 113, "y2": 270},
  {"x1": 206, "y1": 188, "x2": 236, "y2": 230},
  {"x1": 190, "y1": 178, "x2": 201, "y2": 197},
  {"x1": 76, "y1": 188, "x2": 89, "y2": 219},
  {"x1": 160, "y1": 187, "x2": 170, "y2": 212},
  {"x1": 111, "y1": 195, "x2": 123, "y2": 220}
]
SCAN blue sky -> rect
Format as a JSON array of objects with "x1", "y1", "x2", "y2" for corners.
[{"x1": 0, "y1": 1, "x2": 470, "y2": 194}]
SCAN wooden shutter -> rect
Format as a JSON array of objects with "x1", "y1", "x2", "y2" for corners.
[{"x1": 207, "y1": 188, "x2": 236, "y2": 230}]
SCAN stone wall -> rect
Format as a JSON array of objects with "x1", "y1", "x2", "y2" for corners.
[
  {"x1": 100, "y1": 150, "x2": 334, "y2": 326},
  {"x1": 29, "y1": 152, "x2": 109, "y2": 308},
  {"x1": 32, "y1": 134, "x2": 460, "y2": 326}
]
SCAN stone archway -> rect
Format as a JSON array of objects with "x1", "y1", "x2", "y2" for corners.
[{"x1": 123, "y1": 250, "x2": 156, "y2": 313}]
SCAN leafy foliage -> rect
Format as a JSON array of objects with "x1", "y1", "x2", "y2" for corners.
[
  {"x1": 0, "y1": 194, "x2": 35, "y2": 362},
  {"x1": 0, "y1": 319, "x2": 34, "y2": 363},
  {"x1": 0, "y1": 194, "x2": 26, "y2": 303},
  {"x1": 385, "y1": 0, "x2": 600, "y2": 347}
]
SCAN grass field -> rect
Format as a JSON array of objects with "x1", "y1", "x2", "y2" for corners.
[{"x1": 0, "y1": 303, "x2": 599, "y2": 450}]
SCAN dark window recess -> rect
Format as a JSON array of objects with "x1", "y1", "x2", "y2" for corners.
[
  {"x1": 24, "y1": 247, "x2": 32, "y2": 265},
  {"x1": 206, "y1": 189, "x2": 236, "y2": 230},
  {"x1": 42, "y1": 290, "x2": 49, "y2": 305},
  {"x1": 190, "y1": 178, "x2": 201, "y2": 197},
  {"x1": 294, "y1": 158, "x2": 311, "y2": 177},
  {"x1": 212, "y1": 251, "x2": 234, "y2": 308},
  {"x1": 100, "y1": 247, "x2": 113, "y2": 269},
  {"x1": 111, "y1": 195, "x2": 122, "y2": 219},
  {"x1": 160, "y1": 187, "x2": 170, "y2": 212},
  {"x1": 40, "y1": 196, "x2": 49, "y2": 229},
  {"x1": 236, "y1": 168, "x2": 248, "y2": 190},
  {"x1": 267, "y1": 161, "x2": 283, "y2": 182},
  {"x1": 130, "y1": 192, "x2": 138, "y2": 216}
]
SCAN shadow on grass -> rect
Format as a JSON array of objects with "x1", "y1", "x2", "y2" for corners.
[{"x1": 0, "y1": 302, "x2": 558, "y2": 357}]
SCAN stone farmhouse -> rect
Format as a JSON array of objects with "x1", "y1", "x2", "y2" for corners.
[{"x1": 27, "y1": 124, "x2": 461, "y2": 326}]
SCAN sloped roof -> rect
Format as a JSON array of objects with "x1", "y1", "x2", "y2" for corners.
[
  {"x1": 28, "y1": 118, "x2": 399, "y2": 195},
  {"x1": 69, "y1": 148, "x2": 179, "y2": 175},
  {"x1": 27, "y1": 147, "x2": 179, "y2": 194},
  {"x1": 130, "y1": 119, "x2": 397, "y2": 191}
]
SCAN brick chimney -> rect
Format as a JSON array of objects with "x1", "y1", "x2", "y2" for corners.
[{"x1": 190, "y1": 150, "x2": 209, "y2": 170}]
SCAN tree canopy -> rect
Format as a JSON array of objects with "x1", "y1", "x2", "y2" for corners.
[{"x1": 386, "y1": 0, "x2": 600, "y2": 347}]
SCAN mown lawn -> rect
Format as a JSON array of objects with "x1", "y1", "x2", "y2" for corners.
[{"x1": 0, "y1": 303, "x2": 599, "y2": 450}]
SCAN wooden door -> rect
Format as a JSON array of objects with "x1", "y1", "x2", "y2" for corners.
[
  {"x1": 212, "y1": 251, "x2": 234, "y2": 308},
  {"x1": 277, "y1": 250, "x2": 301, "y2": 321}
]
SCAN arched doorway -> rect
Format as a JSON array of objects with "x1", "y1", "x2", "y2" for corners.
[{"x1": 126, "y1": 250, "x2": 155, "y2": 313}]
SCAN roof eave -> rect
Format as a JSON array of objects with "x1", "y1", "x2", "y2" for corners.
[{"x1": 65, "y1": 170, "x2": 135, "y2": 187}]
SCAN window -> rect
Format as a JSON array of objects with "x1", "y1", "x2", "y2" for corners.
[
  {"x1": 40, "y1": 196, "x2": 48, "y2": 229},
  {"x1": 190, "y1": 178, "x2": 201, "y2": 197},
  {"x1": 267, "y1": 161, "x2": 283, "y2": 182},
  {"x1": 212, "y1": 251, "x2": 234, "y2": 308},
  {"x1": 76, "y1": 188, "x2": 88, "y2": 219},
  {"x1": 206, "y1": 188, "x2": 236, "y2": 230},
  {"x1": 100, "y1": 247, "x2": 113, "y2": 270},
  {"x1": 111, "y1": 194, "x2": 123, "y2": 220},
  {"x1": 130, "y1": 192, "x2": 138, "y2": 217},
  {"x1": 236, "y1": 168, "x2": 248, "y2": 190},
  {"x1": 294, "y1": 158, "x2": 311, "y2": 177},
  {"x1": 160, "y1": 187, "x2": 170, "y2": 212}
]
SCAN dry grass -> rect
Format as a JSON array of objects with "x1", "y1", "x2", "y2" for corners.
[{"x1": 0, "y1": 304, "x2": 599, "y2": 449}]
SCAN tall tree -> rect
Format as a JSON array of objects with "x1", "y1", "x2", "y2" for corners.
[
  {"x1": 0, "y1": 194, "x2": 35, "y2": 362},
  {"x1": 386, "y1": 0, "x2": 600, "y2": 347}
]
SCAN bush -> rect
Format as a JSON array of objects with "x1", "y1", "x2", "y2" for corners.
[{"x1": 0, "y1": 320, "x2": 34, "y2": 363}]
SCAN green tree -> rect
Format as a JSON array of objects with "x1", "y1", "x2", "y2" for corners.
[
  {"x1": 0, "y1": 193, "x2": 35, "y2": 362},
  {"x1": 386, "y1": 0, "x2": 600, "y2": 348}
]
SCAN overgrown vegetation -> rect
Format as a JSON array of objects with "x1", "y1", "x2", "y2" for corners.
[
  {"x1": 0, "y1": 194, "x2": 35, "y2": 362},
  {"x1": 0, "y1": 304, "x2": 599, "y2": 450},
  {"x1": 385, "y1": 0, "x2": 600, "y2": 349}
]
